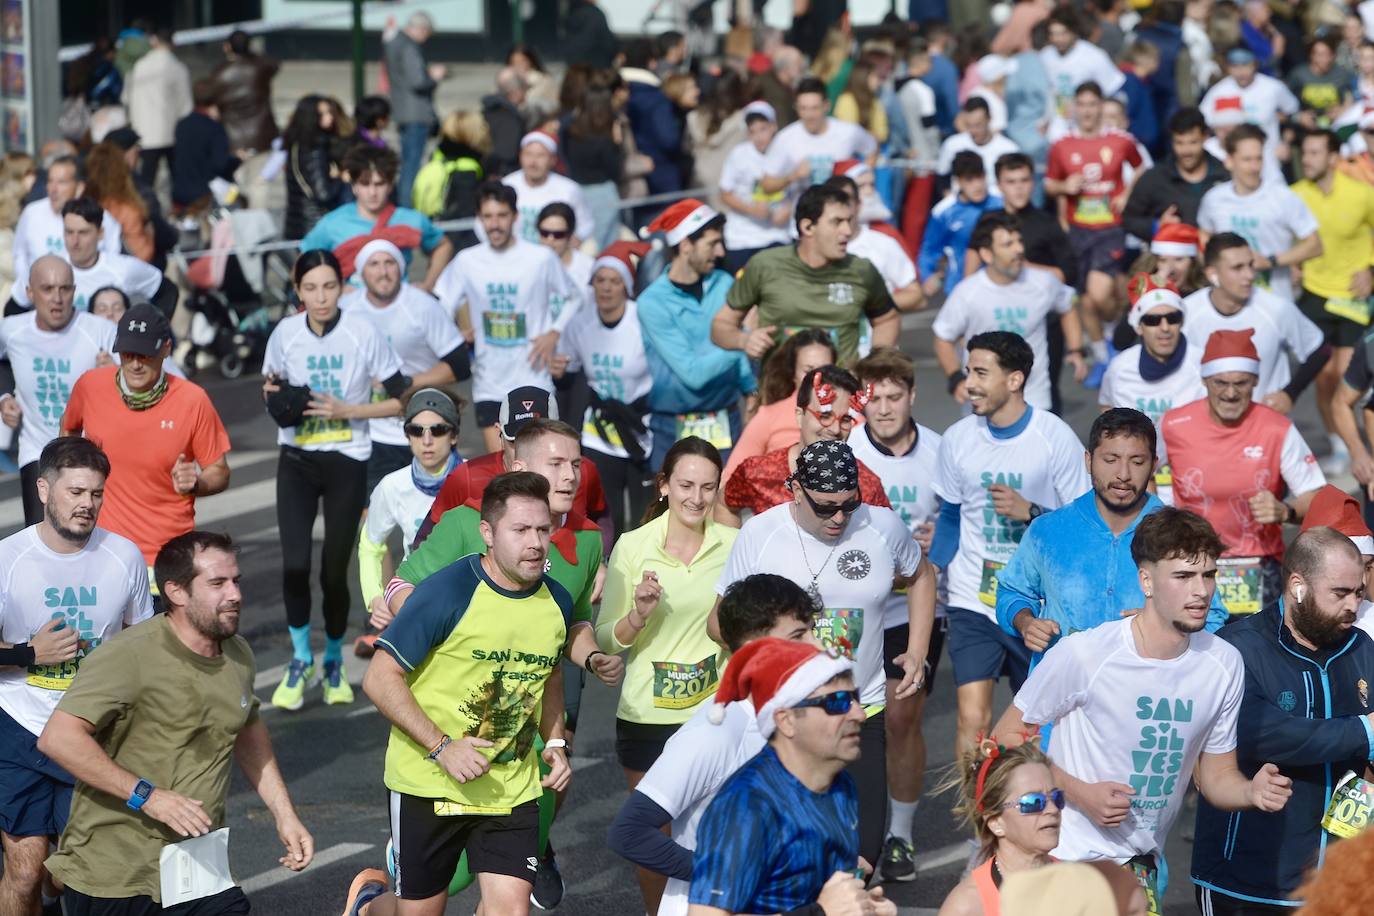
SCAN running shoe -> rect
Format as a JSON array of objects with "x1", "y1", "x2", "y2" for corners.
[
  {"x1": 530, "y1": 845, "x2": 565, "y2": 910},
  {"x1": 271, "y1": 659, "x2": 315, "y2": 711},
  {"x1": 322, "y1": 660, "x2": 355, "y2": 705},
  {"x1": 878, "y1": 835, "x2": 917, "y2": 882},
  {"x1": 341, "y1": 868, "x2": 388, "y2": 916},
  {"x1": 353, "y1": 633, "x2": 378, "y2": 658}
]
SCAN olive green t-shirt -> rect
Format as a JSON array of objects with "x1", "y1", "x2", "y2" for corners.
[
  {"x1": 724, "y1": 244, "x2": 895, "y2": 364},
  {"x1": 46, "y1": 614, "x2": 259, "y2": 902}
]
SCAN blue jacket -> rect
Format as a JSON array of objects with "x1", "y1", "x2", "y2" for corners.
[
  {"x1": 1134, "y1": 21, "x2": 1187, "y2": 137},
  {"x1": 625, "y1": 74, "x2": 683, "y2": 194},
  {"x1": 637, "y1": 269, "x2": 756, "y2": 415},
  {"x1": 1192, "y1": 602, "x2": 1374, "y2": 905},
  {"x1": 1119, "y1": 70, "x2": 1160, "y2": 158},
  {"x1": 921, "y1": 54, "x2": 960, "y2": 137},
  {"x1": 996, "y1": 491, "x2": 1228, "y2": 661},
  {"x1": 918, "y1": 193, "x2": 1003, "y2": 292}
]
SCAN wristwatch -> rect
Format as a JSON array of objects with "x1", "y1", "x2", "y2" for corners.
[
  {"x1": 127, "y1": 778, "x2": 154, "y2": 811},
  {"x1": 1027, "y1": 504, "x2": 1045, "y2": 522},
  {"x1": 584, "y1": 650, "x2": 606, "y2": 674}
]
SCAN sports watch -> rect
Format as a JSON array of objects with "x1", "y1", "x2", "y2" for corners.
[{"x1": 128, "y1": 778, "x2": 154, "y2": 811}]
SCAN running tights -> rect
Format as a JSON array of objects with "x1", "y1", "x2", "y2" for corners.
[
  {"x1": 276, "y1": 446, "x2": 368, "y2": 639},
  {"x1": 846, "y1": 710, "x2": 888, "y2": 868}
]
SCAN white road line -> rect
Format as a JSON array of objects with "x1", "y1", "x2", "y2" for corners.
[
  {"x1": 255, "y1": 657, "x2": 372, "y2": 691},
  {"x1": 915, "y1": 841, "x2": 973, "y2": 874},
  {"x1": 239, "y1": 841, "x2": 375, "y2": 893}
]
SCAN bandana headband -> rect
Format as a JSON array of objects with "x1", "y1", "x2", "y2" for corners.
[{"x1": 789, "y1": 440, "x2": 861, "y2": 494}]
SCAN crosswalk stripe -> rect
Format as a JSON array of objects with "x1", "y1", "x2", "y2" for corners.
[{"x1": 239, "y1": 841, "x2": 375, "y2": 893}]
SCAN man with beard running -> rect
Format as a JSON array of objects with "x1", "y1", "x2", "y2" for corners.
[
  {"x1": 995, "y1": 409, "x2": 1227, "y2": 668},
  {"x1": 1193, "y1": 527, "x2": 1374, "y2": 915},
  {"x1": 0, "y1": 437, "x2": 151, "y2": 916}
]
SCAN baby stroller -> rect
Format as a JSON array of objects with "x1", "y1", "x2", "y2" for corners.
[{"x1": 177, "y1": 208, "x2": 291, "y2": 379}]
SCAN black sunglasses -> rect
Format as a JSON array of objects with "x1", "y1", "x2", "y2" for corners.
[
  {"x1": 405, "y1": 423, "x2": 454, "y2": 438},
  {"x1": 798, "y1": 485, "x2": 863, "y2": 519},
  {"x1": 1139, "y1": 310, "x2": 1184, "y2": 328},
  {"x1": 791, "y1": 689, "x2": 860, "y2": 715},
  {"x1": 1001, "y1": 789, "x2": 1066, "y2": 815},
  {"x1": 539, "y1": 227, "x2": 570, "y2": 240}
]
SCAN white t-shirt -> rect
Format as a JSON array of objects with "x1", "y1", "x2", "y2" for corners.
[
  {"x1": 969, "y1": 88, "x2": 1009, "y2": 134},
  {"x1": 365, "y1": 465, "x2": 436, "y2": 558},
  {"x1": 11, "y1": 201, "x2": 122, "y2": 306},
  {"x1": 433, "y1": 239, "x2": 580, "y2": 405},
  {"x1": 848, "y1": 422, "x2": 947, "y2": 627},
  {"x1": 261, "y1": 310, "x2": 403, "y2": 461},
  {"x1": 637, "y1": 700, "x2": 765, "y2": 916},
  {"x1": 764, "y1": 118, "x2": 879, "y2": 191},
  {"x1": 1356, "y1": 598, "x2": 1374, "y2": 638},
  {"x1": 1099, "y1": 344, "x2": 1206, "y2": 427},
  {"x1": 0, "y1": 311, "x2": 116, "y2": 467},
  {"x1": 1196, "y1": 181, "x2": 1318, "y2": 304},
  {"x1": 63, "y1": 252, "x2": 164, "y2": 314},
  {"x1": 1014, "y1": 618, "x2": 1243, "y2": 862},
  {"x1": 1040, "y1": 41, "x2": 1127, "y2": 117},
  {"x1": 1203, "y1": 136, "x2": 1285, "y2": 186},
  {"x1": 502, "y1": 170, "x2": 594, "y2": 246},
  {"x1": 934, "y1": 409, "x2": 1089, "y2": 619},
  {"x1": 553, "y1": 248, "x2": 595, "y2": 324},
  {"x1": 1200, "y1": 74, "x2": 1299, "y2": 164},
  {"x1": 932, "y1": 268, "x2": 1075, "y2": 411},
  {"x1": 935, "y1": 132, "x2": 1022, "y2": 186},
  {"x1": 1180, "y1": 286, "x2": 1325, "y2": 398},
  {"x1": 0, "y1": 526, "x2": 153, "y2": 735},
  {"x1": 341, "y1": 284, "x2": 464, "y2": 447},
  {"x1": 716, "y1": 502, "x2": 922, "y2": 706},
  {"x1": 719, "y1": 140, "x2": 792, "y2": 251},
  {"x1": 848, "y1": 227, "x2": 917, "y2": 294},
  {"x1": 559, "y1": 299, "x2": 653, "y2": 459}
]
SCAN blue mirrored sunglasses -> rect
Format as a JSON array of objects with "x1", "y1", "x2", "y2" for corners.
[
  {"x1": 791, "y1": 689, "x2": 860, "y2": 715},
  {"x1": 1001, "y1": 789, "x2": 1066, "y2": 815}
]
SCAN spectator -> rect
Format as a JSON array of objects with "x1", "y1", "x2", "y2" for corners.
[
  {"x1": 1092, "y1": 0, "x2": 1128, "y2": 59},
  {"x1": 82, "y1": 143, "x2": 154, "y2": 264},
  {"x1": 718, "y1": 101, "x2": 791, "y2": 273},
  {"x1": 281, "y1": 94, "x2": 344, "y2": 241},
  {"x1": 922, "y1": 21, "x2": 962, "y2": 136},
  {"x1": 411, "y1": 109, "x2": 489, "y2": 251},
  {"x1": 663, "y1": 73, "x2": 701, "y2": 187},
  {"x1": 383, "y1": 12, "x2": 445, "y2": 208},
  {"x1": 937, "y1": 96, "x2": 1020, "y2": 187},
  {"x1": 897, "y1": 39, "x2": 943, "y2": 171},
  {"x1": 101, "y1": 127, "x2": 176, "y2": 269},
  {"x1": 688, "y1": 70, "x2": 749, "y2": 209},
  {"x1": 1183, "y1": 0, "x2": 1218, "y2": 93},
  {"x1": 354, "y1": 96, "x2": 391, "y2": 148},
  {"x1": 613, "y1": 74, "x2": 657, "y2": 208},
  {"x1": 834, "y1": 62, "x2": 889, "y2": 144},
  {"x1": 755, "y1": 45, "x2": 805, "y2": 129},
  {"x1": 503, "y1": 132, "x2": 593, "y2": 245},
  {"x1": 811, "y1": 26, "x2": 854, "y2": 102},
  {"x1": 656, "y1": 30, "x2": 689, "y2": 78},
  {"x1": 970, "y1": 54, "x2": 1015, "y2": 133},
  {"x1": 992, "y1": 0, "x2": 1054, "y2": 57},
  {"x1": 483, "y1": 66, "x2": 529, "y2": 178},
  {"x1": 1118, "y1": 42, "x2": 1162, "y2": 157},
  {"x1": 170, "y1": 79, "x2": 242, "y2": 214},
  {"x1": 121, "y1": 27, "x2": 192, "y2": 187},
  {"x1": 565, "y1": 0, "x2": 619, "y2": 69},
  {"x1": 563, "y1": 71, "x2": 627, "y2": 250},
  {"x1": 1240, "y1": 0, "x2": 1284, "y2": 75},
  {"x1": 1135, "y1": 0, "x2": 1198, "y2": 129},
  {"x1": 207, "y1": 29, "x2": 279, "y2": 155},
  {"x1": 1338, "y1": 12, "x2": 1365, "y2": 73},
  {"x1": 507, "y1": 44, "x2": 559, "y2": 125},
  {"x1": 1287, "y1": 36, "x2": 1354, "y2": 126},
  {"x1": 1003, "y1": 36, "x2": 1053, "y2": 171},
  {"x1": 623, "y1": 39, "x2": 684, "y2": 196},
  {"x1": 1356, "y1": 41, "x2": 1374, "y2": 105},
  {"x1": 920, "y1": 150, "x2": 1003, "y2": 294}
]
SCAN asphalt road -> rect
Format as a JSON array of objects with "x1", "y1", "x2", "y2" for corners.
[{"x1": 0, "y1": 308, "x2": 1337, "y2": 915}]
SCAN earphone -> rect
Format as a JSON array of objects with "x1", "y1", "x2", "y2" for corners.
[{"x1": 1295, "y1": 586, "x2": 1306, "y2": 603}]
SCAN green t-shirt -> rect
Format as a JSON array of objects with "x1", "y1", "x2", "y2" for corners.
[
  {"x1": 724, "y1": 244, "x2": 894, "y2": 364},
  {"x1": 45, "y1": 615, "x2": 259, "y2": 902},
  {"x1": 397, "y1": 504, "x2": 600, "y2": 623}
]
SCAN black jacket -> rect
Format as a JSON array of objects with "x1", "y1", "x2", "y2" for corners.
[
  {"x1": 482, "y1": 94, "x2": 525, "y2": 180},
  {"x1": 1121, "y1": 153, "x2": 1229, "y2": 243},
  {"x1": 564, "y1": 1, "x2": 618, "y2": 69},
  {"x1": 171, "y1": 111, "x2": 241, "y2": 209},
  {"x1": 1191, "y1": 601, "x2": 1374, "y2": 904},
  {"x1": 284, "y1": 140, "x2": 341, "y2": 240}
]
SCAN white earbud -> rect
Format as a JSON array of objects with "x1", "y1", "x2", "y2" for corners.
[{"x1": 1294, "y1": 586, "x2": 1306, "y2": 603}]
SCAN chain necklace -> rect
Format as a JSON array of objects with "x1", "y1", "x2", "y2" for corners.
[{"x1": 794, "y1": 508, "x2": 840, "y2": 605}]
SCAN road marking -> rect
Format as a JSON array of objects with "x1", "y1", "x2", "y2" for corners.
[
  {"x1": 345, "y1": 704, "x2": 378, "y2": 718},
  {"x1": 915, "y1": 841, "x2": 973, "y2": 873},
  {"x1": 571, "y1": 755, "x2": 604, "y2": 772},
  {"x1": 255, "y1": 657, "x2": 371, "y2": 691},
  {"x1": 239, "y1": 841, "x2": 375, "y2": 893}
]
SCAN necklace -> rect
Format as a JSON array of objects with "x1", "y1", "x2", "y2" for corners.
[{"x1": 794, "y1": 509, "x2": 840, "y2": 605}]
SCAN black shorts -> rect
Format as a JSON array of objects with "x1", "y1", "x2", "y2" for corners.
[
  {"x1": 474, "y1": 400, "x2": 502, "y2": 429},
  {"x1": 882, "y1": 618, "x2": 948, "y2": 695},
  {"x1": 390, "y1": 792, "x2": 541, "y2": 899},
  {"x1": 366, "y1": 442, "x2": 413, "y2": 495},
  {"x1": 615, "y1": 718, "x2": 682, "y2": 772},
  {"x1": 1298, "y1": 289, "x2": 1366, "y2": 348},
  {"x1": 1068, "y1": 225, "x2": 1128, "y2": 289},
  {"x1": 62, "y1": 886, "x2": 249, "y2": 916},
  {"x1": 945, "y1": 606, "x2": 1032, "y2": 690}
]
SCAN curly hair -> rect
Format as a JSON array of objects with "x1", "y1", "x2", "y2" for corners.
[
  {"x1": 759, "y1": 329, "x2": 838, "y2": 405},
  {"x1": 83, "y1": 143, "x2": 146, "y2": 223},
  {"x1": 1292, "y1": 825, "x2": 1374, "y2": 915}
]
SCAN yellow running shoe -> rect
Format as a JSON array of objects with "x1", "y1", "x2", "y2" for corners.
[
  {"x1": 322, "y1": 660, "x2": 354, "y2": 705},
  {"x1": 271, "y1": 659, "x2": 314, "y2": 711}
]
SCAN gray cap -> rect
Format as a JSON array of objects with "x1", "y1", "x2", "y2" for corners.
[{"x1": 405, "y1": 388, "x2": 460, "y2": 429}]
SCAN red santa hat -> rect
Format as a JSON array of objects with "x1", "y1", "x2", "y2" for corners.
[
  {"x1": 1208, "y1": 96, "x2": 1247, "y2": 128},
  {"x1": 1301, "y1": 485, "x2": 1374, "y2": 556},
  {"x1": 520, "y1": 130, "x2": 558, "y2": 154},
  {"x1": 1125, "y1": 273, "x2": 1184, "y2": 330},
  {"x1": 1200, "y1": 328, "x2": 1261, "y2": 379},
  {"x1": 591, "y1": 240, "x2": 651, "y2": 291},
  {"x1": 1151, "y1": 223, "x2": 1199, "y2": 259},
  {"x1": 832, "y1": 158, "x2": 870, "y2": 179},
  {"x1": 643, "y1": 198, "x2": 721, "y2": 247},
  {"x1": 705, "y1": 637, "x2": 853, "y2": 738}
]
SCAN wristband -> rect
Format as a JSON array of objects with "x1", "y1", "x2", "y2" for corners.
[
  {"x1": 426, "y1": 735, "x2": 451, "y2": 761},
  {"x1": 946, "y1": 370, "x2": 966, "y2": 394},
  {"x1": 0, "y1": 642, "x2": 35, "y2": 667},
  {"x1": 544, "y1": 738, "x2": 567, "y2": 751},
  {"x1": 584, "y1": 650, "x2": 606, "y2": 674}
]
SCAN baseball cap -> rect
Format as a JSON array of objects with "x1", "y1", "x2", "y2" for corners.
[
  {"x1": 497, "y1": 386, "x2": 558, "y2": 441},
  {"x1": 405, "y1": 388, "x2": 461, "y2": 429},
  {"x1": 113, "y1": 303, "x2": 172, "y2": 357},
  {"x1": 1226, "y1": 47, "x2": 1256, "y2": 66}
]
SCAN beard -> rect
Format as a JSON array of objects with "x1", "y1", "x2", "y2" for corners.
[
  {"x1": 46, "y1": 503, "x2": 93, "y2": 545},
  {"x1": 1290, "y1": 592, "x2": 1354, "y2": 650},
  {"x1": 188, "y1": 602, "x2": 240, "y2": 641}
]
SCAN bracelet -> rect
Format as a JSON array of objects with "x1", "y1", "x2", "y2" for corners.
[
  {"x1": 426, "y1": 735, "x2": 451, "y2": 761},
  {"x1": 544, "y1": 738, "x2": 567, "y2": 751},
  {"x1": 627, "y1": 611, "x2": 647, "y2": 631},
  {"x1": 584, "y1": 650, "x2": 606, "y2": 674}
]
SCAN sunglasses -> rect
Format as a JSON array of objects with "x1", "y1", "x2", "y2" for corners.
[
  {"x1": 798, "y1": 485, "x2": 863, "y2": 519},
  {"x1": 805, "y1": 406, "x2": 857, "y2": 428},
  {"x1": 1138, "y1": 310, "x2": 1184, "y2": 328},
  {"x1": 539, "y1": 227, "x2": 570, "y2": 240},
  {"x1": 405, "y1": 423, "x2": 454, "y2": 438},
  {"x1": 791, "y1": 689, "x2": 860, "y2": 715},
  {"x1": 1001, "y1": 789, "x2": 1066, "y2": 815}
]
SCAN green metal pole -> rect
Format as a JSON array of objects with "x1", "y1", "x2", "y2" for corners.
[
  {"x1": 351, "y1": 0, "x2": 365, "y2": 106},
  {"x1": 511, "y1": 0, "x2": 523, "y2": 47}
]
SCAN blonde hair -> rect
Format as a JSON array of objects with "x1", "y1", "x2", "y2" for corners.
[
  {"x1": 440, "y1": 110, "x2": 493, "y2": 156},
  {"x1": 0, "y1": 151, "x2": 34, "y2": 187},
  {"x1": 662, "y1": 73, "x2": 696, "y2": 106},
  {"x1": 940, "y1": 739, "x2": 1052, "y2": 862},
  {"x1": 812, "y1": 26, "x2": 852, "y2": 83}
]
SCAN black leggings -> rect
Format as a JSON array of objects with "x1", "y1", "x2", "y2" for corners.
[
  {"x1": 587, "y1": 448, "x2": 654, "y2": 539},
  {"x1": 19, "y1": 461, "x2": 42, "y2": 526},
  {"x1": 845, "y1": 710, "x2": 887, "y2": 869},
  {"x1": 276, "y1": 446, "x2": 368, "y2": 639}
]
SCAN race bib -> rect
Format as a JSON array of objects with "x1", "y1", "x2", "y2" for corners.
[
  {"x1": 651, "y1": 655, "x2": 720, "y2": 710},
  {"x1": 434, "y1": 800, "x2": 513, "y2": 817},
  {"x1": 1072, "y1": 197, "x2": 1113, "y2": 226},
  {"x1": 294, "y1": 417, "x2": 352, "y2": 446},
  {"x1": 674, "y1": 410, "x2": 732, "y2": 450},
  {"x1": 583, "y1": 409, "x2": 625, "y2": 449},
  {"x1": 26, "y1": 659, "x2": 79, "y2": 691},
  {"x1": 1153, "y1": 464, "x2": 1173, "y2": 488},
  {"x1": 1325, "y1": 297, "x2": 1373, "y2": 327},
  {"x1": 1125, "y1": 856, "x2": 1163, "y2": 916},
  {"x1": 813, "y1": 608, "x2": 863, "y2": 659},
  {"x1": 1322, "y1": 771, "x2": 1374, "y2": 838},
  {"x1": 482, "y1": 310, "x2": 528, "y2": 346},
  {"x1": 1216, "y1": 556, "x2": 1263, "y2": 616},
  {"x1": 978, "y1": 559, "x2": 1005, "y2": 608}
]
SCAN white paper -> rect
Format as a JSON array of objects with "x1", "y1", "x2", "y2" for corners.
[{"x1": 159, "y1": 827, "x2": 236, "y2": 906}]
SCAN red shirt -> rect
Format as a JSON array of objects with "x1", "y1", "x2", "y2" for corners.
[
  {"x1": 412, "y1": 449, "x2": 608, "y2": 549},
  {"x1": 62, "y1": 368, "x2": 231, "y2": 564},
  {"x1": 723, "y1": 445, "x2": 892, "y2": 518},
  {"x1": 1046, "y1": 129, "x2": 1142, "y2": 229}
]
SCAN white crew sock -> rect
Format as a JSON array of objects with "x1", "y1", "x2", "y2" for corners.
[
  {"x1": 888, "y1": 797, "x2": 919, "y2": 842},
  {"x1": 1091, "y1": 339, "x2": 1110, "y2": 364}
]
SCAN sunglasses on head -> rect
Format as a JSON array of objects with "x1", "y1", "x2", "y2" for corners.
[
  {"x1": 1139, "y1": 310, "x2": 1184, "y2": 328},
  {"x1": 797, "y1": 485, "x2": 863, "y2": 518},
  {"x1": 405, "y1": 423, "x2": 454, "y2": 438},
  {"x1": 1001, "y1": 788, "x2": 1066, "y2": 815},
  {"x1": 791, "y1": 689, "x2": 860, "y2": 715},
  {"x1": 539, "y1": 227, "x2": 570, "y2": 240}
]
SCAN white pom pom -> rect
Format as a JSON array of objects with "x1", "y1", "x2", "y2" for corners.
[{"x1": 707, "y1": 704, "x2": 725, "y2": 725}]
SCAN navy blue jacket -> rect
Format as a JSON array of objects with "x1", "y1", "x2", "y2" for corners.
[
  {"x1": 1119, "y1": 71, "x2": 1160, "y2": 159},
  {"x1": 1192, "y1": 601, "x2": 1374, "y2": 905},
  {"x1": 1134, "y1": 21, "x2": 1188, "y2": 133},
  {"x1": 624, "y1": 74, "x2": 683, "y2": 195}
]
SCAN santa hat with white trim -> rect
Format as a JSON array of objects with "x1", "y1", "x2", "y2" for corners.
[
  {"x1": 520, "y1": 130, "x2": 558, "y2": 154},
  {"x1": 643, "y1": 198, "x2": 721, "y2": 247},
  {"x1": 705, "y1": 637, "x2": 852, "y2": 737},
  {"x1": 1301, "y1": 485, "x2": 1374, "y2": 556},
  {"x1": 1151, "y1": 223, "x2": 1199, "y2": 259},
  {"x1": 591, "y1": 240, "x2": 651, "y2": 290},
  {"x1": 1125, "y1": 272, "x2": 1183, "y2": 331},
  {"x1": 832, "y1": 159, "x2": 871, "y2": 179},
  {"x1": 1200, "y1": 328, "x2": 1261, "y2": 379},
  {"x1": 1208, "y1": 96, "x2": 1247, "y2": 129}
]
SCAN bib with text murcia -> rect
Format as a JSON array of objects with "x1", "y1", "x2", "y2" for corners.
[{"x1": 651, "y1": 655, "x2": 720, "y2": 709}]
